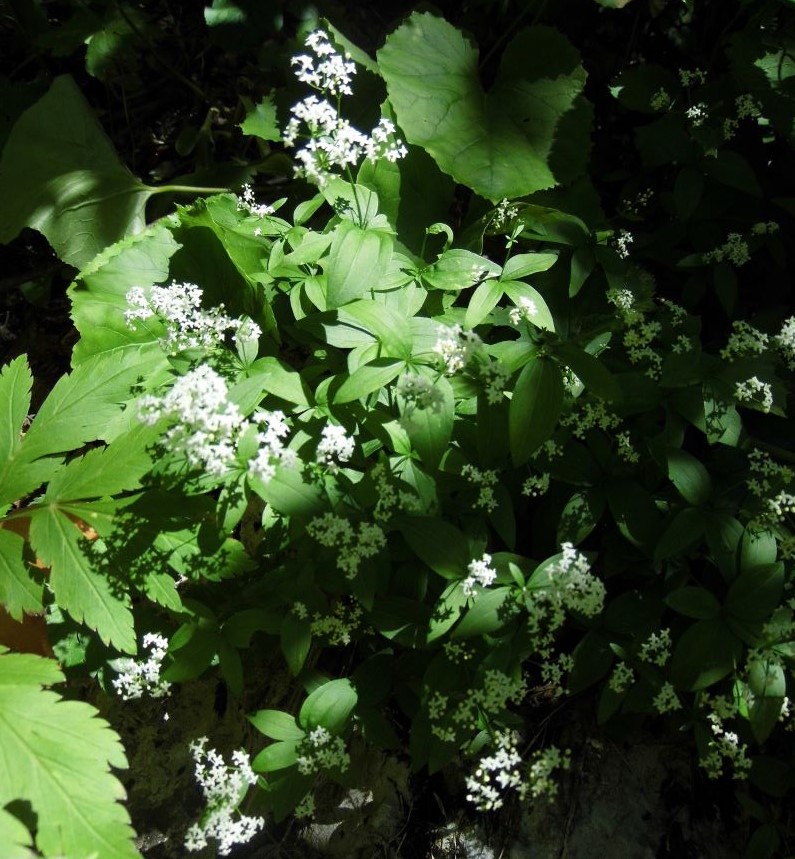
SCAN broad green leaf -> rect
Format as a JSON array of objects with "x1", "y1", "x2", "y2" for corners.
[
  {"x1": 334, "y1": 358, "x2": 405, "y2": 404},
  {"x1": 665, "y1": 586, "x2": 720, "y2": 620},
  {"x1": 568, "y1": 631, "x2": 613, "y2": 694},
  {"x1": 739, "y1": 526, "x2": 778, "y2": 571},
  {"x1": 324, "y1": 221, "x2": 393, "y2": 309},
  {"x1": 654, "y1": 507, "x2": 705, "y2": 563},
  {"x1": 251, "y1": 739, "x2": 299, "y2": 773},
  {"x1": 464, "y1": 279, "x2": 504, "y2": 329},
  {"x1": 551, "y1": 342, "x2": 620, "y2": 401},
  {"x1": 502, "y1": 253, "x2": 558, "y2": 280},
  {"x1": 140, "y1": 571, "x2": 182, "y2": 612},
  {"x1": 0, "y1": 649, "x2": 138, "y2": 859},
  {"x1": 422, "y1": 249, "x2": 501, "y2": 292},
  {"x1": 20, "y1": 350, "x2": 152, "y2": 461},
  {"x1": 0, "y1": 805, "x2": 34, "y2": 859},
  {"x1": 69, "y1": 224, "x2": 180, "y2": 364},
  {"x1": 669, "y1": 619, "x2": 742, "y2": 691},
  {"x1": 403, "y1": 375, "x2": 454, "y2": 469},
  {"x1": 748, "y1": 657, "x2": 786, "y2": 743},
  {"x1": 0, "y1": 75, "x2": 153, "y2": 268},
  {"x1": 249, "y1": 710, "x2": 306, "y2": 742},
  {"x1": 379, "y1": 15, "x2": 587, "y2": 200},
  {"x1": 281, "y1": 614, "x2": 311, "y2": 676},
  {"x1": 704, "y1": 512, "x2": 744, "y2": 580},
  {"x1": 607, "y1": 480, "x2": 662, "y2": 550},
  {"x1": 725, "y1": 563, "x2": 784, "y2": 623},
  {"x1": 28, "y1": 508, "x2": 135, "y2": 653},
  {"x1": 501, "y1": 281, "x2": 555, "y2": 332},
  {"x1": 299, "y1": 678, "x2": 358, "y2": 734},
  {"x1": 509, "y1": 357, "x2": 563, "y2": 465},
  {"x1": 397, "y1": 517, "x2": 470, "y2": 580},
  {"x1": 233, "y1": 357, "x2": 311, "y2": 408},
  {"x1": 239, "y1": 94, "x2": 281, "y2": 141},
  {"x1": 339, "y1": 299, "x2": 414, "y2": 359},
  {"x1": 0, "y1": 529, "x2": 43, "y2": 620},
  {"x1": 557, "y1": 489, "x2": 604, "y2": 545},
  {"x1": 453, "y1": 587, "x2": 515, "y2": 638},
  {"x1": 427, "y1": 582, "x2": 467, "y2": 643},
  {"x1": 666, "y1": 449, "x2": 712, "y2": 506}
]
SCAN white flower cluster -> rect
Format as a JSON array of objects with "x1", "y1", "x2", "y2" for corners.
[
  {"x1": 774, "y1": 316, "x2": 795, "y2": 370},
  {"x1": 685, "y1": 103, "x2": 708, "y2": 126},
  {"x1": 316, "y1": 423, "x2": 355, "y2": 473},
  {"x1": 615, "y1": 229, "x2": 634, "y2": 258},
  {"x1": 561, "y1": 399, "x2": 621, "y2": 440},
  {"x1": 125, "y1": 283, "x2": 260, "y2": 353},
  {"x1": 462, "y1": 553, "x2": 497, "y2": 597},
  {"x1": 306, "y1": 512, "x2": 386, "y2": 578},
  {"x1": 679, "y1": 68, "x2": 706, "y2": 87},
  {"x1": 434, "y1": 324, "x2": 483, "y2": 374},
  {"x1": 526, "y1": 745, "x2": 571, "y2": 801},
  {"x1": 609, "y1": 661, "x2": 634, "y2": 693},
  {"x1": 639, "y1": 628, "x2": 672, "y2": 666},
  {"x1": 735, "y1": 376, "x2": 774, "y2": 413},
  {"x1": 461, "y1": 464, "x2": 499, "y2": 512},
  {"x1": 653, "y1": 682, "x2": 681, "y2": 714},
  {"x1": 397, "y1": 372, "x2": 445, "y2": 425},
  {"x1": 248, "y1": 410, "x2": 299, "y2": 483},
  {"x1": 767, "y1": 490, "x2": 795, "y2": 522},
  {"x1": 478, "y1": 359, "x2": 510, "y2": 405},
  {"x1": 184, "y1": 739, "x2": 264, "y2": 855},
  {"x1": 139, "y1": 365, "x2": 246, "y2": 477},
  {"x1": 491, "y1": 199, "x2": 520, "y2": 232},
  {"x1": 747, "y1": 449, "x2": 793, "y2": 499},
  {"x1": 649, "y1": 88, "x2": 671, "y2": 111},
  {"x1": 548, "y1": 543, "x2": 606, "y2": 618},
  {"x1": 296, "y1": 726, "x2": 350, "y2": 775},
  {"x1": 736, "y1": 93, "x2": 762, "y2": 120},
  {"x1": 616, "y1": 431, "x2": 640, "y2": 464},
  {"x1": 112, "y1": 633, "x2": 171, "y2": 700},
  {"x1": 310, "y1": 600, "x2": 363, "y2": 646},
  {"x1": 720, "y1": 319, "x2": 769, "y2": 360},
  {"x1": 751, "y1": 221, "x2": 779, "y2": 236},
  {"x1": 508, "y1": 296, "x2": 538, "y2": 325},
  {"x1": 237, "y1": 183, "x2": 274, "y2": 218},
  {"x1": 703, "y1": 233, "x2": 750, "y2": 267},
  {"x1": 283, "y1": 32, "x2": 406, "y2": 186},
  {"x1": 607, "y1": 287, "x2": 636, "y2": 318},
  {"x1": 623, "y1": 318, "x2": 663, "y2": 377},
  {"x1": 539, "y1": 651, "x2": 574, "y2": 697},
  {"x1": 466, "y1": 731, "x2": 526, "y2": 811},
  {"x1": 699, "y1": 713, "x2": 751, "y2": 780},
  {"x1": 522, "y1": 472, "x2": 550, "y2": 498}
]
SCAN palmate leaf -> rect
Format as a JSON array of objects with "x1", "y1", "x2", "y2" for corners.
[
  {"x1": 0, "y1": 648, "x2": 140, "y2": 859},
  {"x1": 28, "y1": 507, "x2": 135, "y2": 653},
  {"x1": 378, "y1": 13, "x2": 587, "y2": 201},
  {"x1": 0, "y1": 75, "x2": 154, "y2": 268}
]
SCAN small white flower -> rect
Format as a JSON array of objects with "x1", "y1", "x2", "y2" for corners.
[
  {"x1": 462, "y1": 553, "x2": 497, "y2": 597},
  {"x1": 434, "y1": 324, "x2": 482, "y2": 374},
  {"x1": 316, "y1": 423, "x2": 355, "y2": 472},
  {"x1": 735, "y1": 376, "x2": 774, "y2": 413},
  {"x1": 112, "y1": 633, "x2": 171, "y2": 700}
]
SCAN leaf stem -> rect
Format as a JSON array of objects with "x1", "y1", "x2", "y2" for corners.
[{"x1": 146, "y1": 185, "x2": 230, "y2": 195}]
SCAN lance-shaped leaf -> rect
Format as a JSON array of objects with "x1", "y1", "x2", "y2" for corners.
[
  {"x1": 0, "y1": 648, "x2": 139, "y2": 859},
  {"x1": 0, "y1": 75, "x2": 154, "y2": 268},
  {"x1": 509, "y1": 357, "x2": 563, "y2": 465},
  {"x1": 378, "y1": 14, "x2": 587, "y2": 201},
  {"x1": 324, "y1": 221, "x2": 394, "y2": 309}
]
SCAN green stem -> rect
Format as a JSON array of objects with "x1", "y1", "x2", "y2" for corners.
[
  {"x1": 343, "y1": 166, "x2": 364, "y2": 227},
  {"x1": 146, "y1": 185, "x2": 230, "y2": 195}
]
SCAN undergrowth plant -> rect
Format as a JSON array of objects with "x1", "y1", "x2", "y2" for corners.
[{"x1": 1, "y1": 3, "x2": 794, "y2": 857}]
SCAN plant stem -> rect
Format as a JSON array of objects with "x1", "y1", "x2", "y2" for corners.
[{"x1": 146, "y1": 185, "x2": 230, "y2": 195}]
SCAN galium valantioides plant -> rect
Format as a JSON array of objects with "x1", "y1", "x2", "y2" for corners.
[{"x1": 1, "y1": 7, "x2": 795, "y2": 856}]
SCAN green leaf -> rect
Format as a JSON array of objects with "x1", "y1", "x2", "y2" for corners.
[
  {"x1": 378, "y1": 15, "x2": 587, "y2": 200},
  {"x1": 28, "y1": 508, "x2": 135, "y2": 654},
  {"x1": 509, "y1": 357, "x2": 563, "y2": 465},
  {"x1": 249, "y1": 710, "x2": 306, "y2": 742},
  {"x1": 422, "y1": 249, "x2": 501, "y2": 292},
  {"x1": 234, "y1": 357, "x2": 311, "y2": 407},
  {"x1": 0, "y1": 529, "x2": 43, "y2": 620},
  {"x1": 557, "y1": 489, "x2": 604, "y2": 545},
  {"x1": 20, "y1": 350, "x2": 152, "y2": 462},
  {"x1": 665, "y1": 586, "x2": 720, "y2": 620},
  {"x1": 654, "y1": 507, "x2": 705, "y2": 563},
  {"x1": 334, "y1": 358, "x2": 405, "y2": 404},
  {"x1": 0, "y1": 356, "x2": 32, "y2": 467},
  {"x1": 251, "y1": 739, "x2": 299, "y2": 773},
  {"x1": 403, "y1": 375, "x2": 454, "y2": 469},
  {"x1": 250, "y1": 465, "x2": 325, "y2": 518},
  {"x1": 325, "y1": 221, "x2": 393, "y2": 309},
  {"x1": 0, "y1": 649, "x2": 139, "y2": 858},
  {"x1": 281, "y1": 614, "x2": 311, "y2": 676},
  {"x1": 339, "y1": 299, "x2": 414, "y2": 359},
  {"x1": 747, "y1": 657, "x2": 786, "y2": 743},
  {"x1": 501, "y1": 281, "x2": 555, "y2": 332},
  {"x1": 397, "y1": 517, "x2": 470, "y2": 580},
  {"x1": 607, "y1": 480, "x2": 662, "y2": 550},
  {"x1": 239, "y1": 94, "x2": 281, "y2": 141},
  {"x1": 551, "y1": 342, "x2": 620, "y2": 401},
  {"x1": 568, "y1": 631, "x2": 613, "y2": 694},
  {"x1": 453, "y1": 587, "x2": 515, "y2": 638},
  {"x1": 299, "y1": 678, "x2": 358, "y2": 734},
  {"x1": 501, "y1": 253, "x2": 558, "y2": 280},
  {"x1": 0, "y1": 75, "x2": 153, "y2": 268},
  {"x1": 0, "y1": 805, "x2": 34, "y2": 859},
  {"x1": 669, "y1": 619, "x2": 742, "y2": 691},
  {"x1": 666, "y1": 449, "x2": 712, "y2": 506},
  {"x1": 725, "y1": 564, "x2": 784, "y2": 623},
  {"x1": 464, "y1": 278, "x2": 504, "y2": 329},
  {"x1": 427, "y1": 582, "x2": 468, "y2": 643}
]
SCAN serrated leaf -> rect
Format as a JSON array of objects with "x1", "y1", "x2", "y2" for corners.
[
  {"x1": 0, "y1": 805, "x2": 35, "y2": 859},
  {"x1": 20, "y1": 351, "x2": 152, "y2": 462},
  {"x1": 0, "y1": 356, "x2": 32, "y2": 466},
  {"x1": 28, "y1": 508, "x2": 135, "y2": 653},
  {"x1": 379, "y1": 15, "x2": 587, "y2": 200},
  {"x1": 0, "y1": 649, "x2": 139, "y2": 859},
  {"x1": 239, "y1": 94, "x2": 281, "y2": 141},
  {"x1": 509, "y1": 357, "x2": 563, "y2": 465},
  {"x1": 0, "y1": 529, "x2": 43, "y2": 620},
  {"x1": 0, "y1": 75, "x2": 153, "y2": 268}
]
